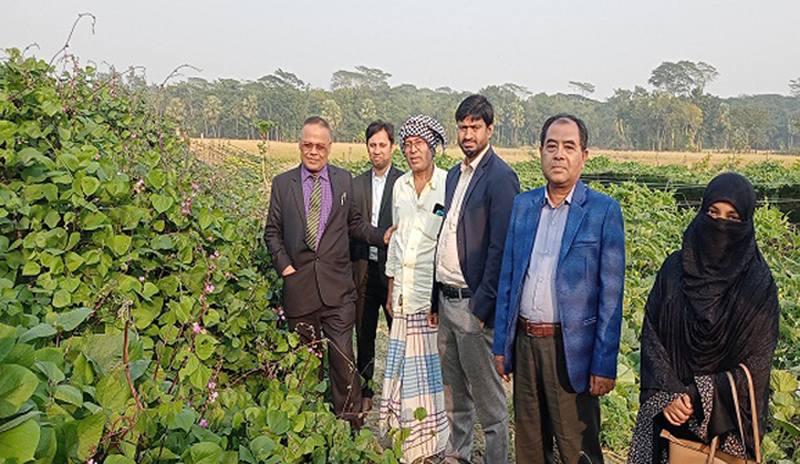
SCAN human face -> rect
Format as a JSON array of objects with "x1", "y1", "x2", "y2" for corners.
[
  {"x1": 540, "y1": 119, "x2": 587, "y2": 189},
  {"x1": 457, "y1": 116, "x2": 493, "y2": 159},
  {"x1": 298, "y1": 123, "x2": 331, "y2": 173},
  {"x1": 367, "y1": 129, "x2": 393, "y2": 172},
  {"x1": 403, "y1": 136, "x2": 433, "y2": 173},
  {"x1": 707, "y1": 201, "x2": 742, "y2": 222}
]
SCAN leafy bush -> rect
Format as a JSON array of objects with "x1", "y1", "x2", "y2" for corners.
[{"x1": 0, "y1": 50, "x2": 396, "y2": 464}]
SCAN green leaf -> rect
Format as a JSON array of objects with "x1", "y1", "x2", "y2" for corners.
[
  {"x1": 147, "y1": 169, "x2": 167, "y2": 189},
  {"x1": 195, "y1": 333, "x2": 218, "y2": 361},
  {"x1": 771, "y1": 370, "x2": 798, "y2": 393},
  {"x1": 56, "y1": 307, "x2": 93, "y2": 331},
  {"x1": 142, "y1": 282, "x2": 159, "y2": 299},
  {"x1": 81, "y1": 211, "x2": 108, "y2": 230},
  {"x1": 0, "y1": 324, "x2": 16, "y2": 363},
  {"x1": 267, "y1": 409, "x2": 290, "y2": 435},
  {"x1": 413, "y1": 406, "x2": 427, "y2": 421},
  {"x1": 52, "y1": 289, "x2": 72, "y2": 308},
  {"x1": 65, "y1": 251, "x2": 85, "y2": 271},
  {"x1": 96, "y1": 372, "x2": 131, "y2": 411},
  {"x1": 44, "y1": 210, "x2": 60, "y2": 228},
  {"x1": 81, "y1": 176, "x2": 101, "y2": 196},
  {"x1": 18, "y1": 323, "x2": 57, "y2": 344},
  {"x1": 151, "y1": 194, "x2": 174, "y2": 214},
  {"x1": 105, "y1": 455, "x2": 136, "y2": 464},
  {"x1": 220, "y1": 451, "x2": 239, "y2": 464},
  {"x1": 190, "y1": 442, "x2": 223, "y2": 464},
  {"x1": 76, "y1": 412, "x2": 105, "y2": 461},
  {"x1": 0, "y1": 411, "x2": 40, "y2": 434},
  {"x1": 34, "y1": 425, "x2": 57, "y2": 463},
  {"x1": 35, "y1": 361, "x2": 65, "y2": 383},
  {"x1": 55, "y1": 384, "x2": 84, "y2": 405},
  {"x1": 169, "y1": 408, "x2": 197, "y2": 432},
  {"x1": 0, "y1": 364, "x2": 39, "y2": 418},
  {"x1": 109, "y1": 235, "x2": 132, "y2": 256},
  {"x1": 22, "y1": 260, "x2": 41, "y2": 276},
  {"x1": 250, "y1": 435, "x2": 278, "y2": 461},
  {"x1": 0, "y1": 418, "x2": 40, "y2": 462}
]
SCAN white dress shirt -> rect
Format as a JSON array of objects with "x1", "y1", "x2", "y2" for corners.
[
  {"x1": 385, "y1": 168, "x2": 447, "y2": 314},
  {"x1": 369, "y1": 165, "x2": 390, "y2": 261},
  {"x1": 435, "y1": 145, "x2": 490, "y2": 288}
]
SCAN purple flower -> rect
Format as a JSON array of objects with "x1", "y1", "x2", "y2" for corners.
[
  {"x1": 204, "y1": 285, "x2": 215, "y2": 293},
  {"x1": 198, "y1": 418, "x2": 208, "y2": 427},
  {"x1": 192, "y1": 183, "x2": 200, "y2": 191},
  {"x1": 138, "y1": 276, "x2": 145, "y2": 282},
  {"x1": 209, "y1": 391, "x2": 219, "y2": 403},
  {"x1": 207, "y1": 380, "x2": 216, "y2": 389},
  {"x1": 94, "y1": 154, "x2": 101, "y2": 160},
  {"x1": 192, "y1": 322, "x2": 202, "y2": 334}
]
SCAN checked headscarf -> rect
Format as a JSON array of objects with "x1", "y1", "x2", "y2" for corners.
[{"x1": 398, "y1": 115, "x2": 447, "y2": 155}]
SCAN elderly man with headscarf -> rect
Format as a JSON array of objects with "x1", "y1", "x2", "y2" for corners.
[{"x1": 380, "y1": 115, "x2": 450, "y2": 463}]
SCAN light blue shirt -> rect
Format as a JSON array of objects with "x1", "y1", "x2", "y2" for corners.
[{"x1": 519, "y1": 185, "x2": 575, "y2": 323}]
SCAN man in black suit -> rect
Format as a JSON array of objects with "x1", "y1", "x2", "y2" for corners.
[
  {"x1": 264, "y1": 116, "x2": 392, "y2": 429},
  {"x1": 350, "y1": 121, "x2": 404, "y2": 413}
]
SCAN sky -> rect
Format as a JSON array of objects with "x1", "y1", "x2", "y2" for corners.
[{"x1": 2, "y1": 0, "x2": 799, "y2": 99}]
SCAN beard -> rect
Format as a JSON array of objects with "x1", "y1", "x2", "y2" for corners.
[{"x1": 459, "y1": 140, "x2": 488, "y2": 158}]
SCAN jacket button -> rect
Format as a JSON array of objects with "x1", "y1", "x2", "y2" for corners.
[{"x1": 315, "y1": 257, "x2": 319, "y2": 261}]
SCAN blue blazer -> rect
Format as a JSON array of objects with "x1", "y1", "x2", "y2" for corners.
[
  {"x1": 492, "y1": 180, "x2": 625, "y2": 393},
  {"x1": 437, "y1": 147, "x2": 520, "y2": 327}
]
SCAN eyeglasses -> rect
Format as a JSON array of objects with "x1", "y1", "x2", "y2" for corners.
[{"x1": 403, "y1": 139, "x2": 428, "y2": 152}]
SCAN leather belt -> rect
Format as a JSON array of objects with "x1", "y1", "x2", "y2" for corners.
[
  {"x1": 518, "y1": 317, "x2": 562, "y2": 337},
  {"x1": 440, "y1": 284, "x2": 472, "y2": 300}
]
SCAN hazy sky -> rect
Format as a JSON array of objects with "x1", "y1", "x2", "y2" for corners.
[{"x1": 3, "y1": 0, "x2": 799, "y2": 99}]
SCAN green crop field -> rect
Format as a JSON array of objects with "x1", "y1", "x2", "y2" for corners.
[{"x1": 2, "y1": 51, "x2": 800, "y2": 464}]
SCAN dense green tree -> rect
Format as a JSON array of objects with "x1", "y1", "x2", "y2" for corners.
[{"x1": 649, "y1": 60, "x2": 718, "y2": 98}]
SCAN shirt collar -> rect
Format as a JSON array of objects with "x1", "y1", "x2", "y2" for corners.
[
  {"x1": 461, "y1": 145, "x2": 490, "y2": 173},
  {"x1": 404, "y1": 168, "x2": 440, "y2": 191},
  {"x1": 544, "y1": 183, "x2": 576, "y2": 208},
  {"x1": 301, "y1": 163, "x2": 329, "y2": 182},
  {"x1": 372, "y1": 163, "x2": 391, "y2": 180}
]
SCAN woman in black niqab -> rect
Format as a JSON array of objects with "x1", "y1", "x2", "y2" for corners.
[{"x1": 628, "y1": 172, "x2": 779, "y2": 463}]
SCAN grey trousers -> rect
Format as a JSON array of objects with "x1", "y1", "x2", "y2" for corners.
[
  {"x1": 514, "y1": 327, "x2": 602, "y2": 464},
  {"x1": 438, "y1": 291, "x2": 509, "y2": 464}
]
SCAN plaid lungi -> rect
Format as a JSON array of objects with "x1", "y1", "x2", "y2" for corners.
[{"x1": 380, "y1": 312, "x2": 449, "y2": 463}]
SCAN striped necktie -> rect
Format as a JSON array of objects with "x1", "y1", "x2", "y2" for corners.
[{"x1": 306, "y1": 174, "x2": 322, "y2": 250}]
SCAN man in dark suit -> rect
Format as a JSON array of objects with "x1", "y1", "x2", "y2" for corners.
[
  {"x1": 434, "y1": 95, "x2": 520, "y2": 463},
  {"x1": 493, "y1": 114, "x2": 625, "y2": 463},
  {"x1": 264, "y1": 116, "x2": 392, "y2": 429},
  {"x1": 350, "y1": 121, "x2": 404, "y2": 413}
]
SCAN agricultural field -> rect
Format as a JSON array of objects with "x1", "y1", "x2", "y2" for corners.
[
  {"x1": 193, "y1": 138, "x2": 800, "y2": 167},
  {"x1": 2, "y1": 51, "x2": 800, "y2": 464}
]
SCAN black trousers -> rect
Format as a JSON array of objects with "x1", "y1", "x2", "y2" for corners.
[
  {"x1": 353, "y1": 259, "x2": 392, "y2": 398},
  {"x1": 288, "y1": 300, "x2": 362, "y2": 430}
]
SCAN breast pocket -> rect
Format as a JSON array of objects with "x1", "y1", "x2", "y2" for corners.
[{"x1": 422, "y1": 211, "x2": 444, "y2": 240}]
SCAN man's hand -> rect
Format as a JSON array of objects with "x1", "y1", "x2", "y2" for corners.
[
  {"x1": 384, "y1": 225, "x2": 398, "y2": 245},
  {"x1": 282, "y1": 265, "x2": 297, "y2": 277},
  {"x1": 494, "y1": 355, "x2": 510, "y2": 382},
  {"x1": 427, "y1": 312, "x2": 439, "y2": 328},
  {"x1": 589, "y1": 375, "x2": 616, "y2": 396},
  {"x1": 663, "y1": 394, "x2": 694, "y2": 426},
  {"x1": 476, "y1": 317, "x2": 485, "y2": 330}
]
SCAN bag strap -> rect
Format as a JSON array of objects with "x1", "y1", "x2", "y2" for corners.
[
  {"x1": 725, "y1": 370, "x2": 747, "y2": 460},
  {"x1": 739, "y1": 363, "x2": 762, "y2": 463}
]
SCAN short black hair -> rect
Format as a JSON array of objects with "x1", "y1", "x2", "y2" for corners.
[
  {"x1": 456, "y1": 94, "x2": 494, "y2": 126},
  {"x1": 303, "y1": 116, "x2": 331, "y2": 132},
  {"x1": 539, "y1": 114, "x2": 589, "y2": 151},
  {"x1": 365, "y1": 120, "x2": 395, "y2": 145}
]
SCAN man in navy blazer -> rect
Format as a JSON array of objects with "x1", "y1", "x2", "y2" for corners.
[
  {"x1": 493, "y1": 114, "x2": 625, "y2": 463},
  {"x1": 434, "y1": 95, "x2": 520, "y2": 464}
]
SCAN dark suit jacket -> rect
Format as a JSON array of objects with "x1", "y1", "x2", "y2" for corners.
[
  {"x1": 492, "y1": 181, "x2": 625, "y2": 392},
  {"x1": 349, "y1": 165, "x2": 404, "y2": 287},
  {"x1": 264, "y1": 164, "x2": 385, "y2": 317},
  {"x1": 436, "y1": 147, "x2": 520, "y2": 328}
]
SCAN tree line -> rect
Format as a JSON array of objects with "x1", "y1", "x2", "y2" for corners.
[{"x1": 151, "y1": 61, "x2": 800, "y2": 152}]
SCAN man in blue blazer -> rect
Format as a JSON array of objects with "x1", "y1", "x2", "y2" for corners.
[
  {"x1": 492, "y1": 114, "x2": 625, "y2": 463},
  {"x1": 434, "y1": 95, "x2": 520, "y2": 464}
]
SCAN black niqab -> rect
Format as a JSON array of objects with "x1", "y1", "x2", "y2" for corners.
[{"x1": 638, "y1": 172, "x2": 779, "y2": 458}]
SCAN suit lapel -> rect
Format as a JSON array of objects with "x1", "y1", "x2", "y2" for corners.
[
  {"x1": 558, "y1": 181, "x2": 588, "y2": 265},
  {"x1": 520, "y1": 189, "x2": 544, "y2": 271},
  {"x1": 444, "y1": 169, "x2": 460, "y2": 217},
  {"x1": 289, "y1": 167, "x2": 307, "y2": 230},
  {"x1": 378, "y1": 166, "x2": 398, "y2": 223},
  {"x1": 364, "y1": 171, "x2": 373, "y2": 220},
  {"x1": 458, "y1": 148, "x2": 493, "y2": 223}
]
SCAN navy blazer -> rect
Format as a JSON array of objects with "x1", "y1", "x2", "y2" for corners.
[
  {"x1": 492, "y1": 180, "x2": 625, "y2": 393},
  {"x1": 436, "y1": 147, "x2": 520, "y2": 327}
]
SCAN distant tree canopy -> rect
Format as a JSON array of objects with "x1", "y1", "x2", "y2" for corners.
[{"x1": 157, "y1": 62, "x2": 800, "y2": 152}]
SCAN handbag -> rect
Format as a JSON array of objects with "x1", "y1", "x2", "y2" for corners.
[{"x1": 659, "y1": 363, "x2": 762, "y2": 464}]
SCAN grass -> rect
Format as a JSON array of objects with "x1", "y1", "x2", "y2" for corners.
[{"x1": 193, "y1": 138, "x2": 798, "y2": 167}]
